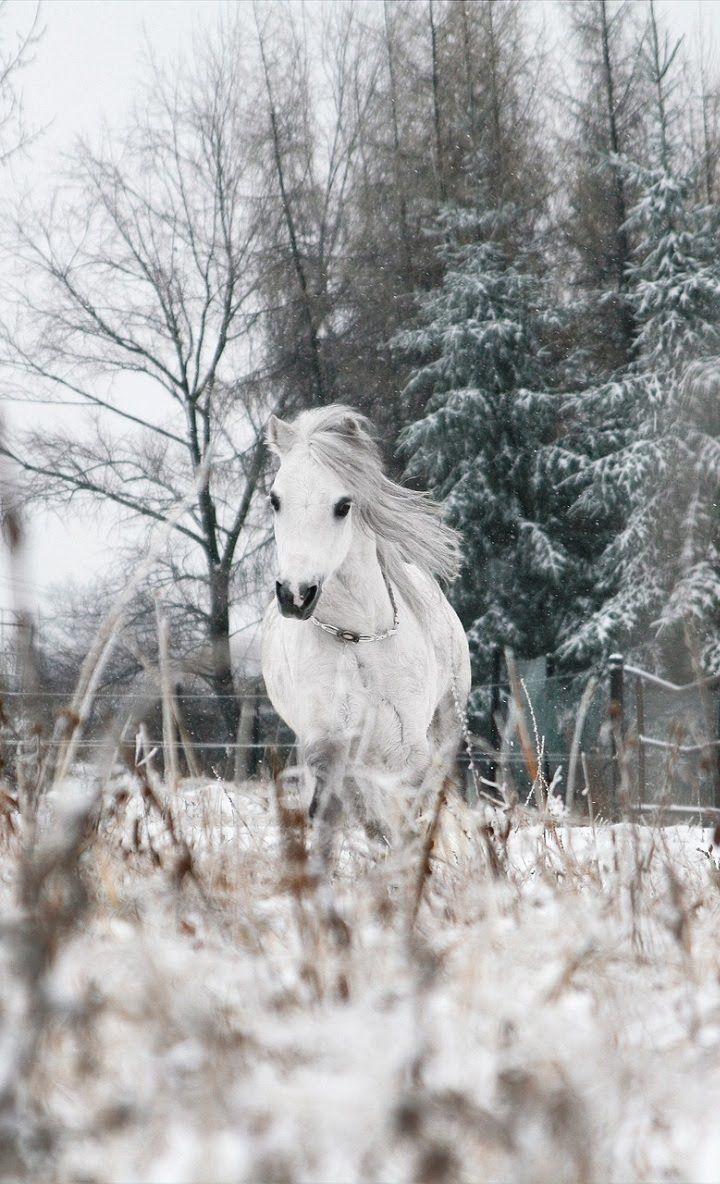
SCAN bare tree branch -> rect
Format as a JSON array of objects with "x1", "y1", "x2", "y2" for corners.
[{"x1": 0, "y1": 441, "x2": 207, "y2": 549}]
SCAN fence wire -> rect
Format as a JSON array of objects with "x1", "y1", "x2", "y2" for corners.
[{"x1": 1, "y1": 654, "x2": 718, "y2": 811}]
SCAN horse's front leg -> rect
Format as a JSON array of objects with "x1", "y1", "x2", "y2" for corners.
[
  {"x1": 428, "y1": 689, "x2": 466, "y2": 797},
  {"x1": 303, "y1": 734, "x2": 349, "y2": 869}
]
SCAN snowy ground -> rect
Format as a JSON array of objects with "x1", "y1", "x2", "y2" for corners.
[{"x1": 2, "y1": 772, "x2": 720, "y2": 1184}]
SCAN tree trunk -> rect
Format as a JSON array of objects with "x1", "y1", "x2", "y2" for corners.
[
  {"x1": 234, "y1": 683, "x2": 256, "y2": 782},
  {"x1": 486, "y1": 1, "x2": 503, "y2": 205},
  {"x1": 207, "y1": 564, "x2": 239, "y2": 743},
  {"x1": 383, "y1": 1, "x2": 413, "y2": 282},
  {"x1": 599, "y1": 0, "x2": 635, "y2": 362},
  {"x1": 428, "y1": 0, "x2": 447, "y2": 203},
  {"x1": 256, "y1": 24, "x2": 327, "y2": 406},
  {"x1": 460, "y1": 0, "x2": 476, "y2": 145}
]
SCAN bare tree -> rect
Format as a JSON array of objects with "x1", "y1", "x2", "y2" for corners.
[
  {"x1": 562, "y1": 0, "x2": 648, "y2": 372},
  {"x1": 336, "y1": 0, "x2": 550, "y2": 453},
  {"x1": 645, "y1": 0, "x2": 683, "y2": 171},
  {"x1": 683, "y1": 26, "x2": 720, "y2": 205},
  {"x1": 0, "y1": 0, "x2": 41, "y2": 164},
  {"x1": 0, "y1": 29, "x2": 275, "y2": 739},
  {"x1": 252, "y1": 1, "x2": 380, "y2": 412}
]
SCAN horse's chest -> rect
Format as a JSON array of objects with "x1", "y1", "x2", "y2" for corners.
[
  {"x1": 266, "y1": 612, "x2": 436, "y2": 752},
  {"x1": 349, "y1": 649, "x2": 426, "y2": 702},
  {"x1": 319, "y1": 653, "x2": 402, "y2": 755},
  {"x1": 321, "y1": 641, "x2": 434, "y2": 736}
]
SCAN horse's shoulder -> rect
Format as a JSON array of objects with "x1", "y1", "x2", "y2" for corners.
[
  {"x1": 399, "y1": 562, "x2": 468, "y2": 666},
  {"x1": 400, "y1": 564, "x2": 449, "y2": 610},
  {"x1": 401, "y1": 562, "x2": 436, "y2": 591}
]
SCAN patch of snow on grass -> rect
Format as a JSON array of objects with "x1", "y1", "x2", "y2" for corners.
[{"x1": 1, "y1": 778, "x2": 720, "y2": 1182}]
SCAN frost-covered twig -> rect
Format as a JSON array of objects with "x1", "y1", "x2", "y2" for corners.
[{"x1": 566, "y1": 675, "x2": 599, "y2": 811}]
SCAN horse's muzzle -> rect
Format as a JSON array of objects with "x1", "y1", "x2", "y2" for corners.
[{"x1": 275, "y1": 579, "x2": 321, "y2": 620}]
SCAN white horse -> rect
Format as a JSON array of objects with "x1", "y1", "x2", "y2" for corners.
[{"x1": 261, "y1": 405, "x2": 471, "y2": 848}]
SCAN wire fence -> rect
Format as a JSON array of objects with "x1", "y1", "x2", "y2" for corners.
[{"x1": 1, "y1": 641, "x2": 719, "y2": 816}]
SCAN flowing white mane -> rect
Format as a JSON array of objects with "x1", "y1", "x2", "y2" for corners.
[{"x1": 285, "y1": 405, "x2": 462, "y2": 601}]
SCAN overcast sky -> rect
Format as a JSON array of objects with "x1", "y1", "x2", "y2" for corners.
[{"x1": 1, "y1": 0, "x2": 719, "y2": 619}]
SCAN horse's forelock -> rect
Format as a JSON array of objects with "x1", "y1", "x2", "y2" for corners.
[{"x1": 289, "y1": 405, "x2": 383, "y2": 491}]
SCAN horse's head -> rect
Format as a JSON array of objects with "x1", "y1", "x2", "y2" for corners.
[{"x1": 266, "y1": 412, "x2": 359, "y2": 620}]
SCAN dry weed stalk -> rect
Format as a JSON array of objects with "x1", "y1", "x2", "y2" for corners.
[
  {"x1": 272, "y1": 768, "x2": 326, "y2": 1001},
  {"x1": 410, "y1": 777, "x2": 451, "y2": 930},
  {"x1": 0, "y1": 433, "x2": 49, "y2": 825},
  {"x1": 172, "y1": 697, "x2": 202, "y2": 779},
  {"x1": 0, "y1": 784, "x2": 98, "y2": 1173},
  {"x1": 156, "y1": 604, "x2": 179, "y2": 789},
  {"x1": 566, "y1": 675, "x2": 599, "y2": 813},
  {"x1": 127, "y1": 724, "x2": 203, "y2": 894},
  {"x1": 497, "y1": 1065, "x2": 595, "y2": 1184},
  {"x1": 150, "y1": 606, "x2": 202, "y2": 781},
  {"x1": 504, "y1": 649, "x2": 542, "y2": 800}
]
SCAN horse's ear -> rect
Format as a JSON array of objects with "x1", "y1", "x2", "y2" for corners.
[
  {"x1": 266, "y1": 414, "x2": 297, "y2": 457},
  {"x1": 336, "y1": 412, "x2": 365, "y2": 440}
]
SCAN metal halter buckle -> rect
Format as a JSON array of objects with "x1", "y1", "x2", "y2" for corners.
[{"x1": 338, "y1": 629, "x2": 360, "y2": 643}]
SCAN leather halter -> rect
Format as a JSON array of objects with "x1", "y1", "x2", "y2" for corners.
[{"x1": 310, "y1": 576, "x2": 398, "y2": 644}]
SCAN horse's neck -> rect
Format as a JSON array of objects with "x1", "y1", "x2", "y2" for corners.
[{"x1": 320, "y1": 525, "x2": 394, "y2": 634}]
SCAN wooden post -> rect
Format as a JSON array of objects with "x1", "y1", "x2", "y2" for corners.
[
  {"x1": 636, "y1": 674, "x2": 646, "y2": 807},
  {"x1": 156, "y1": 607, "x2": 179, "y2": 789},
  {"x1": 489, "y1": 646, "x2": 502, "y2": 784},
  {"x1": 609, "y1": 653, "x2": 625, "y2": 816},
  {"x1": 251, "y1": 695, "x2": 260, "y2": 777},
  {"x1": 545, "y1": 653, "x2": 555, "y2": 789}
]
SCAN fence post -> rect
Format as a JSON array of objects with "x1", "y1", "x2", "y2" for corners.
[
  {"x1": 251, "y1": 696, "x2": 260, "y2": 777},
  {"x1": 490, "y1": 644, "x2": 499, "y2": 762},
  {"x1": 545, "y1": 653, "x2": 555, "y2": 789},
  {"x1": 234, "y1": 688, "x2": 255, "y2": 782},
  {"x1": 489, "y1": 646, "x2": 502, "y2": 785},
  {"x1": 635, "y1": 674, "x2": 646, "y2": 808},
  {"x1": 609, "y1": 653, "x2": 625, "y2": 817}
]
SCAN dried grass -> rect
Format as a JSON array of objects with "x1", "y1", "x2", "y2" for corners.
[
  {"x1": 0, "y1": 504, "x2": 719, "y2": 1180},
  {"x1": 1, "y1": 755, "x2": 719, "y2": 1183}
]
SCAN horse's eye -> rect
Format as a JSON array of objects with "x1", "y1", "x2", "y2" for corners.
[
  {"x1": 269, "y1": 491, "x2": 280, "y2": 512},
  {"x1": 334, "y1": 498, "x2": 352, "y2": 519}
]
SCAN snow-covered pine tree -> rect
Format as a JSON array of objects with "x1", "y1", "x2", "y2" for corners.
[
  {"x1": 396, "y1": 204, "x2": 588, "y2": 720},
  {"x1": 562, "y1": 162, "x2": 720, "y2": 672},
  {"x1": 561, "y1": 7, "x2": 720, "y2": 675}
]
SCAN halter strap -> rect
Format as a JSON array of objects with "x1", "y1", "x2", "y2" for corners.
[{"x1": 310, "y1": 576, "x2": 398, "y2": 644}]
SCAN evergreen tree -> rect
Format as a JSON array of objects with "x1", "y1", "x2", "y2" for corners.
[
  {"x1": 396, "y1": 204, "x2": 587, "y2": 718},
  {"x1": 561, "y1": 4, "x2": 720, "y2": 676},
  {"x1": 337, "y1": 0, "x2": 548, "y2": 459}
]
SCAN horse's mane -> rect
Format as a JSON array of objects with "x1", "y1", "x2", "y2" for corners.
[{"x1": 286, "y1": 405, "x2": 462, "y2": 609}]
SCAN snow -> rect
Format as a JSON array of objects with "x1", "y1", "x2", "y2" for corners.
[{"x1": 2, "y1": 777, "x2": 720, "y2": 1182}]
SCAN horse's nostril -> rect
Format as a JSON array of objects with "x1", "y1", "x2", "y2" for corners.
[
  {"x1": 276, "y1": 580, "x2": 320, "y2": 618},
  {"x1": 299, "y1": 583, "x2": 318, "y2": 609},
  {"x1": 276, "y1": 580, "x2": 294, "y2": 612}
]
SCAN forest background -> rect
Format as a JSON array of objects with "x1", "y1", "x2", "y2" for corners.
[{"x1": 1, "y1": 0, "x2": 719, "y2": 740}]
